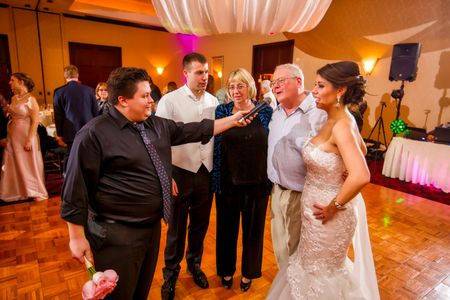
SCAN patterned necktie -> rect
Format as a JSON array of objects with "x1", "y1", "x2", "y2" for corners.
[{"x1": 133, "y1": 122, "x2": 172, "y2": 224}]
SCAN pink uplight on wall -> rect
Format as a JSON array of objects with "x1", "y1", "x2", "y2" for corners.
[{"x1": 176, "y1": 33, "x2": 199, "y2": 54}]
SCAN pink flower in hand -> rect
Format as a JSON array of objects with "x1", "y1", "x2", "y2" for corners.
[
  {"x1": 94, "y1": 283, "x2": 113, "y2": 299},
  {"x1": 93, "y1": 272, "x2": 107, "y2": 286},
  {"x1": 81, "y1": 257, "x2": 119, "y2": 300},
  {"x1": 82, "y1": 280, "x2": 96, "y2": 300},
  {"x1": 91, "y1": 270, "x2": 118, "y2": 299},
  {"x1": 103, "y1": 270, "x2": 119, "y2": 284}
]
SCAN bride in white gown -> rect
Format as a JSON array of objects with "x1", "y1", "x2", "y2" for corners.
[{"x1": 267, "y1": 61, "x2": 379, "y2": 300}]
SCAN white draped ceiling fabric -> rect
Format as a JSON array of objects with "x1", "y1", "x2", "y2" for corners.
[{"x1": 151, "y1": 0, "x2": 332, "y2": 36}]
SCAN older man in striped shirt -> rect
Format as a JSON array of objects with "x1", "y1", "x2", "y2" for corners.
[{"x1": 267, "y1": 64, "x2": 327, "y2": 267}]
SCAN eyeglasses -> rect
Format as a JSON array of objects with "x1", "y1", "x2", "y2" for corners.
[
  {"x1": 228, "y1": 84, "x2": 247, "y2": 91},
  {"x1": 270, "y1": 76, "x2": 298, "y2": 88}
]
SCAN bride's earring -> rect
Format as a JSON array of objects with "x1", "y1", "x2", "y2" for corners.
[{"x1": 335, "y1": 95, "x2": 341, "y2": 107}]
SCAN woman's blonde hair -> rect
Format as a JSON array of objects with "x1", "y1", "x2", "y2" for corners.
[
  {"x1": 95, "y1": 82, "x2": 108, "y2": 99},
  {"x1": 227, "y1": 68, "x2": 257, "y2": 100}
]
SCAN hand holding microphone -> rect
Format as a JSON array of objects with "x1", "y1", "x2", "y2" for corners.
[{"x1": 238, "y1": 98, "x2": 271, "y2": 124}]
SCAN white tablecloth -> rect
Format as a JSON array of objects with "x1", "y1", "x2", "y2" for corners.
[
  {"x1": 39, "y1": 109, "x2": 54, "y2": 127},
  {"x1": 382, "y1": 137, "x2": 450, "y2": 193},
  {"x1": 46, "y1": 124, "x2": 56, "y2": 137}
]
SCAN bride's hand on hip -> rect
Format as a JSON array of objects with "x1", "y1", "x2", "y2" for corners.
[
  {"x1": 23, "y1": 139, "x2": 32, "y2": 151},
  {"x1": 313, "y1": 203, "x2": 339, "y2": 224}
]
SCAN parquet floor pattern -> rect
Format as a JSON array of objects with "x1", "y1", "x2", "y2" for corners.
[{"x1": 0, "y1": 184, "x2": 449, "y2": 299}]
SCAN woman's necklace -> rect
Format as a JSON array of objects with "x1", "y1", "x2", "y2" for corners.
[
  {"x1": 16, "y1": 92, "x2": 30, "y2": 102},
  {"x1": 233, "y1": 100, "x2": 253, "y2": 113}
]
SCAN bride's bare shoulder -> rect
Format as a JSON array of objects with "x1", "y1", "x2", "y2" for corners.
[
  {"x1": 332, "y1": 117, "x2": 361, "y2": 143},
  {"x1": 332, "y1": 117, "x2": 354, "y2": 134}
]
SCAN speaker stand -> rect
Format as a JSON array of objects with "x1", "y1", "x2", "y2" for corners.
[
  {"x1": 368, "y1": 102, "x2": 388, "y2": 147},
  {"x1": 391, "y1": 81, "x2": 405, "y2": 120}
]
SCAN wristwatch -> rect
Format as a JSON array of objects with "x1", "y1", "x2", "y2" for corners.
[{"x1": 333, "y1": 199, "x2": 346, "y2": 210}]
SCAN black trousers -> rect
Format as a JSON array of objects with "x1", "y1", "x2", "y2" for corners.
[
  {"x1": 163, "y1": 164, "x2": 213, "y2": 277},
  {"x1": 216, "y1": 185, "x2": 269, "y2": 279},
  {"x1": 86, "y1": 217, "x2": 161, "y2": 299}
]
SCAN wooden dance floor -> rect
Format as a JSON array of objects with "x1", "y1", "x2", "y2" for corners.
[{"x1": 0, "y1": 183, "x2": 449, "y2": 299}]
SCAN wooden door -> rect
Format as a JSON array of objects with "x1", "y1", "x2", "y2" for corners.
[
  {"x1": 252, "y1": 40, "x2": 294, "y2": 98},
  {"x1": 0, "y1": 34, "x2": 12, "y2": 101},
  {"x1": 69, "y1": 42, "x2": 122, "y2": 88}
]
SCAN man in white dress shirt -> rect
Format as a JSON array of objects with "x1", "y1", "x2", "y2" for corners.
[
  {"x1": 156, "y1": 52, "x2": 219, "y2": 300},
  {"x1": 267, "y1": 64, "x2": 327, "y2": 267}
]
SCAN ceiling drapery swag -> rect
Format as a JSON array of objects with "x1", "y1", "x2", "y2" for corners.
[{"x1": 151, "y1": 0, "x2": 332, "y2": 36}]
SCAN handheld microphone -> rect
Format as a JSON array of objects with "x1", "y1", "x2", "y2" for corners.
[{"x1": 239, "y1": 98, "x2": 271, "y2": 122}]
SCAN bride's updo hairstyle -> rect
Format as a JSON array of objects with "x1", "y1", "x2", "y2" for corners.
[{"x1": 317, "y1": 61, "x2": 366, "y2": 105}]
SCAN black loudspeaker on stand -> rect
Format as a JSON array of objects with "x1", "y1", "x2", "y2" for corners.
[
  {"x1": 389, "y1": 43, "x2": 421, "y2": 123},
  {"x1": 389, "y1": 43, "x2": 421, "y2": 82},
  {"x1": 366, "y1": 43, "x2": 421, "y2": 160}
]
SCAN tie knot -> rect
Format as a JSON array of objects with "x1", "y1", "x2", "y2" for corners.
[{"x1": 133, "y1": 122, "x2": 145, "y2": 132}]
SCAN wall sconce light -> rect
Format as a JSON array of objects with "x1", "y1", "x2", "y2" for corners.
[
  {"x1": 217, "y1": 71, "x2": 222, "y2": 79},
  {"x1": 362, "y1": 58, "x2": 378, "y2": 75},
  {"x1": 156, "y1": 67, "x2": 164, "y2": 75}
]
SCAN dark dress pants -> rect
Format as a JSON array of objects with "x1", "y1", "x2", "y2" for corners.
[
  {"x1": 86, "y1": 218, "x2": 161, "y2": 299},
  {"x1": 216, "y1": 184, "x2": 269, "y2": 279},
  {"x1": 163, "y1": 165, "x2": 213, "y2": 277}
]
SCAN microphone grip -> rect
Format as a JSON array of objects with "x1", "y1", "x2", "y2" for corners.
[{"x1": 239, "y1": 102, "x2": 267, "y2": 121}]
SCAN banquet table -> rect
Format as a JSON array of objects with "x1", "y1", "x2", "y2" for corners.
[
  {"x1": 46, "y1": 124, "x2": 56, "y2": 137},
  {"x1": 382, "y1": 137, "x2": 450, "y2": 193},
  {"x1": 39, "y1": 109, "x2": 54, "y2": 127}
]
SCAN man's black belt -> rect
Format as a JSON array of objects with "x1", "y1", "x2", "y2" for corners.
[{"x1": 94, "y1": 215, "x2": 156, "y2": 228}]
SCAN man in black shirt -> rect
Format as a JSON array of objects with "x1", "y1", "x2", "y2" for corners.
[{"x1": 60, "y1": 67, "x2": 250, "y2": 299}]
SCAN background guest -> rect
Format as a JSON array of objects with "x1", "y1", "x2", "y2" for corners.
[
  {"x1": 164, "y1": 81, "x2": 178, "y2": 95},
  {"x1": 206, "y1": 74, "x2": 215, "y2": 94},
  {"x1": 348, "y1": 102, "x2": 363, "y2": 132},
  {"x1": 0, "y1": 73, "x2": 48, "y2": 202},
  {"x1": 212, "y1": 68, "x2": 273, "y2": 292},
  {"x1": 260, "y1": 79, "x2": 278, "y2": 110},
  {"x1": 215, "y1": 87, "x2": 230, "y2": 104},
  {"x1": 95, "y1": 82, "x2": 110, "y2": 115},
  {"x1": 53, "y1": 65, "x2": 99, "y2": 170},
  {"x1": 149, "y1": 76, "x2": 162, "y2": 102}
]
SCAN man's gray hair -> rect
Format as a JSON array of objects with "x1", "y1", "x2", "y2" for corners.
[
  {"x1": 261, "y1": 79, "x2": 271, "y2": 90},
  {"x1": 274, "y1": 63, "x2": 304, "y2": 88}
]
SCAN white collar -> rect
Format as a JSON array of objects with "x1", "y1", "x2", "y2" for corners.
[{"x1": 182, "y1": 84, "x2": 205, "y2": 101}]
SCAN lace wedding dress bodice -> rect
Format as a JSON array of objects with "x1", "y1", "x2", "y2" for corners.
[{"x1": 267, "y1": 139, "x2": 379, "y2": 299}]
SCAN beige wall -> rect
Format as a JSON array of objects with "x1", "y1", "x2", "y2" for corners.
[
  {"x1": 0, "y1": 7, "x2": 18, "y2": 71},
  {"x1": 0, "y1": 7, "x2": 187, "y2": 105},
  {"x1": 38, "y1": 12, "x2": 65, "y2": 103},
  {"x1": 196, "y1": 33, "x2": 286, "y2": 87},
  {"x1": 1, "y1": 3, "x2": 448, "y2": 139},
  {"x1": 60, "y1": 16, "x2": 186, "y2": 91},
  {"x1": 195, "y1": 23, "x2": 449, "y2": 140},
  {"x1": 1, "y1": 8, "x2": 44, "y2": 101}
]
